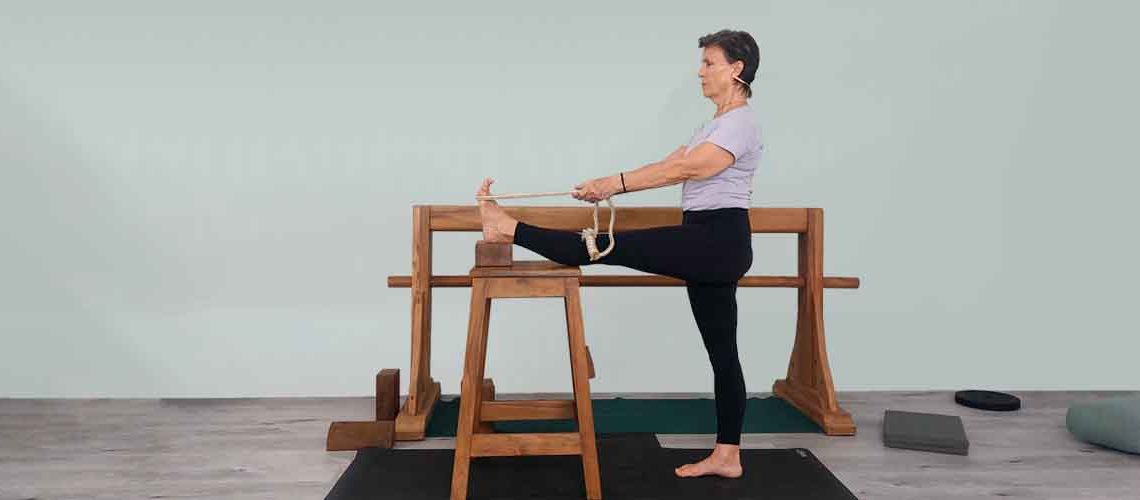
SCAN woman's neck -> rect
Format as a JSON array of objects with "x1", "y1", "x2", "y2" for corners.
[{"x1": 714, "y1": 98, "x2": 748, "y2": 118}]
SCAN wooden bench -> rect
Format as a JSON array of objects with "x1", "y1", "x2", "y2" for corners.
[{"x1": 328, "y1": 204, "x2": 861, "y2": 450}]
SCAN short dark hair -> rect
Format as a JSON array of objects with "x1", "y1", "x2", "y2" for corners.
[{"x1": 698, "y1": 29, "x2": 760, "y2": 98}]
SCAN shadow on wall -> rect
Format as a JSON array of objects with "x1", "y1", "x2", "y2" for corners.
[{"x1": 0, "y1": 80, "x2": 188, "y2": 396}]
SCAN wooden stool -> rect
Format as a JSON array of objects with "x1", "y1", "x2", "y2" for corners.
[{"x1": 450, "y1": 257, "x2": 602, "y2": 500}]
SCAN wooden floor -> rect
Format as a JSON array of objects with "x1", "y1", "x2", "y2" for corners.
[{"x1": 1, "y1": 391, "x2": 1137, "y2": 499}]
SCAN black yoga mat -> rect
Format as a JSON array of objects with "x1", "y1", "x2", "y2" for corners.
[
  {"x1": 425, "y1": 396, "x2": 822, "y2": 437},
  {"x1": 326, "y1": 433, "x2": 858, "y2": 500}
]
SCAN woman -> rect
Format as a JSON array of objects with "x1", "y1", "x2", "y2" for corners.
[{"x1": 478, "y1": 29, "x2": 762, "y2": 479}]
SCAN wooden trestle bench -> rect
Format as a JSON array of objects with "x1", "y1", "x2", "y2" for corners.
[{"x1": 326, "y1": 205, "x2": 861, "y2": 452}]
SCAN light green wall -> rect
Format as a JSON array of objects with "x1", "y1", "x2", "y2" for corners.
[{"x1": 3, "y1": 1, "x2": 1137, "y2": 397}]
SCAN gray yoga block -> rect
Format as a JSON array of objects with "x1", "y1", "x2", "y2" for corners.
[{"x1": 882, "y1": 409, "x2": 970, "y2": 455}]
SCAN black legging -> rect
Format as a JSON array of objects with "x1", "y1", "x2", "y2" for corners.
[{"x1": 512, "y1": 207, "x2": 753, "y2": 445}]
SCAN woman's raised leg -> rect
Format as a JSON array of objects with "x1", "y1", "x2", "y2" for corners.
[{"x1": 513, "y1": 221, "x2": 743, "y2": 284}]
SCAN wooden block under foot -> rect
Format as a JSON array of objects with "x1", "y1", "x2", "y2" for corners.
[{"x1": 476, "y1": 240, "x2": 513, "y2": 267}]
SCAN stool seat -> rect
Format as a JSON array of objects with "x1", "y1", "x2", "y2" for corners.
[
  {"x1": 451, "y1": 253, "x2": 601, "y2": 499},
  {"x1": 469, "y1": 260, "x2": 582, "y2": 278}
]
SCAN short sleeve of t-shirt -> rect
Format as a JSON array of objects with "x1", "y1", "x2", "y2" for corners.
[{"x1": 702, "y1": 119, "x2": 754, "y2": 162}]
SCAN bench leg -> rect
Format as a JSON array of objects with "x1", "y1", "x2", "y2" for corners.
[{"x1": 772, "y1": 208, "x2": 854, "y2": 436}]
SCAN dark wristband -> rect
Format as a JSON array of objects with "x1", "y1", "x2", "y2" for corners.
[{"x1": 619, "y1": 172, "x2": 627, "y2": 193}]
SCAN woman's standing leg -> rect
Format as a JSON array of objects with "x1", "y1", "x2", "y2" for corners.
[
  {"x1": 515, "y1": 214, "x2": 751, "y2": 446},
  {"x1": 686, "y1": 282, "x2": 746, "y2": 446}
]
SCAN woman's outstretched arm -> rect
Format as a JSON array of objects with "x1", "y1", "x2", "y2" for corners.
[
  {"x1": 617, "y1": 141, "x2": 736, "y2": 193},
  {"x1": 572, "y1": 142, "x2": 734, "y2": 202},
  {"x1": 619, "y1": 145, "x2": 691, "y2": 191}
]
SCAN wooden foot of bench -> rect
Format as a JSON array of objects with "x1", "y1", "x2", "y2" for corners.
[
  {"x1": 773, "y1": 379, "x2": 854, "y2": 435},
  {"x1": 395, "y1": 379, "x2": 441, "y2": 441}
]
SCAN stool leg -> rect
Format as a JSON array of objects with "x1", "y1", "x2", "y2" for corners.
[
  {"x1": 452, "y1": 280, "x2": 490, "y2": 500},
  {"x1": 564, "y1": 278, "x2": 602, "y2": 499},
  {"x1": 475, "y1": 298, "x2": 495, "y2": 434}
]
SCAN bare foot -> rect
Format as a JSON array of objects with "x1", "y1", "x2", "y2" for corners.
[
  {"x1": 476, "y1": 177, "x2": 517, "y2": 243},
  {"x1": 674, "y1": 444, "x2": 743, "y2": 479}
]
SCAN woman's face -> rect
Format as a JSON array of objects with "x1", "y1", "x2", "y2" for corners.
[{"x1": 698, "y1": 46, "x2": 743, "y2": 100}]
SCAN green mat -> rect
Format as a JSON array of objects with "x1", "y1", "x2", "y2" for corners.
[{"x1": 425, "y1": 396, "x2": 822, "y2": 437}]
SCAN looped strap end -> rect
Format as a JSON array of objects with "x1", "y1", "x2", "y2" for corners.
[{"x1": 580, "y1": 228, "x2": 602, "y2": 262}]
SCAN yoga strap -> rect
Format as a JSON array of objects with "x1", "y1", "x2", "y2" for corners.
[{"x1": 475, "y1": 191, "x2": 616, "y2": 261}]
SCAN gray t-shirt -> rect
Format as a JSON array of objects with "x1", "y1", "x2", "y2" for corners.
[{"x1": 681, "y1": 105, "x2": 763, "y2": 211}]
